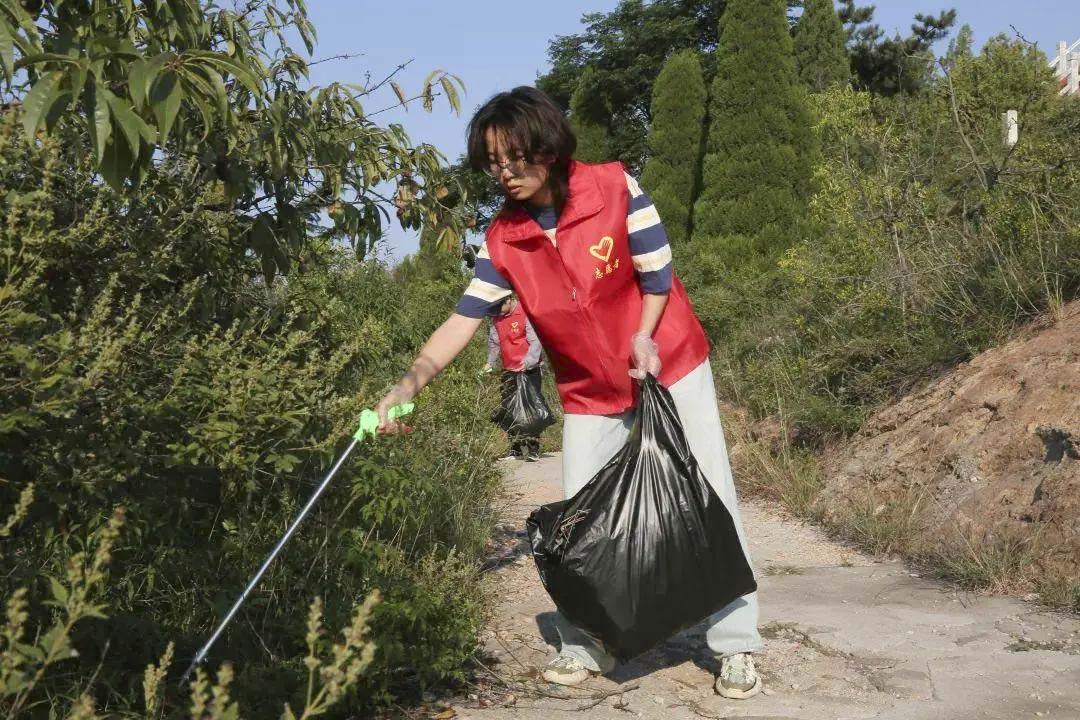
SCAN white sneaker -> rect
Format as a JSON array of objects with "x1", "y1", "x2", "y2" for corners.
[
  {"x1": 541, "y1": 655, "x2": 592, "y2": 686},
  {"x1": 715, "y1": 652, "x2": 762, "y2": 699}
]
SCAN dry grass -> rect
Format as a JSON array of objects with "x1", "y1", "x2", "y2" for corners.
[
  {"x1": 726, "y1": 411, "x2": 823, "y2": 519},
  {"x1": 726, "y1": 408, "x2": 1077, "y2": 613}
]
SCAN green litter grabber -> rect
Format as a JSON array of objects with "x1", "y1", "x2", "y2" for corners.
[{"x1": 180, "y1": 403, "x2": 414, "y2": 684}]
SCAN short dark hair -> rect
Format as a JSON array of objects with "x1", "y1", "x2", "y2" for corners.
[{"x1": 466, "y1": 86, "x2": 576, "y2": 213}]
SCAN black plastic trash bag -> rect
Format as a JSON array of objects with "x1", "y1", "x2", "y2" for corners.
[
  {"x1": 491, "y1": 367, "x2": 555, "y2": 436},
  {"x1": 526, "y1": 375, "x2": 756, "y2": 662}
]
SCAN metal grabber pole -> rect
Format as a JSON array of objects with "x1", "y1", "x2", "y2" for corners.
[{"x1": 179, "y1": 403, "x2": 414, "y2": 684}]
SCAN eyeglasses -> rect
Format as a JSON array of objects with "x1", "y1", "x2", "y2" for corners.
[{"x1": 484, "y1": 155, "x2": 528, "y2": 177}]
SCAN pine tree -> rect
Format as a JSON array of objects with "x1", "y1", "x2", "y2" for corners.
[
  {"x1": 691, "y1": 0, "x2": 816, "y2": 260},
  {"x1": 569, "y1": 67, "x2": 611, "y2": 163},
  {"x1": 943, "y1": 24, "x2": 974, "y2": 69},
  {"x1": 639, "y1": 50, "x2": 707, "y2": 246},
  {"x1": 794, "y1": 0, "x2": 850, "y2": 91},
  {"x1": 840, "y1": 2, "x2": 958, "y2": 96}
]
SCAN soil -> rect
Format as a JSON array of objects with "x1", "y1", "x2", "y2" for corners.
[{"x1": 822, "y1": 301, "x2": 1080, "y2": 582}]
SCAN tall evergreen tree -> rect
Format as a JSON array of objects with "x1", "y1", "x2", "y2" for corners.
[
  {"x1": 640, "y1": 50, "x2": 708, "y2": 246},
  {"x1": 943, "y1": 23, "x2": 974, "y2": 69},
  {"x1": 691, "y1": 0, "x2": 816, "y2": 260},
  {"x1": 538, "y1": 0, "x2": 729, "y2": 169},
  {"x1": 537, "y1": 0, "x2": 951, "y2": 166},
  {"x1": 569, "y1": 67, "x2": 611, "y2": 163},
  {"x1": 794, "y1": 0, "x2": 850, "y2": 91},
  {"x1": 839, "y1": 1, "x2": 957, "y2": 95}
]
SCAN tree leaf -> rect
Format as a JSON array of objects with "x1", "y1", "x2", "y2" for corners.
[
  {"x1": 104, "y1": 89, "x2": 151, "y2": 161},
  {"x1": 40, "y1": 621, "x2": 70, "y2": 658},
  {"x1": 149, "y1": 70, "x2": 182, "y2": 143},
  {"x1": 422, "y1": 69, "x2": 442, "y2": 89},
  {"x1": 14, "y1": 51, "x2": 82, "y2": 69},
  {"x1": 391, "y1": 80, "x2": 407, "y2": 110},
  {"x1": 187, "y1": 85, "x2": 215, "y2": 141},
  {"x1": 131, "y1": 51, "x2": 173, "y2": 112},
  {"x1": 129, "y1": 151, "x2": 151, "y2": 189},
  {"x1": 0, "y1": 21, "x2": 13, "y2": 84},
  {"x1": 128, "y1": 57, "x2": 152, "y2": 111},
  {"x1": 48, "y1": 575, "x2": 69, "y2": 604},
  {"x1": 260, "y1": 252, "x2": 277, "y2": 286},
  {"x1": 67, "y1": 59, "x2": 88, "y2": 108},
  {"x1": 0, "y1": 0, "x2": 38, "y2": 35},
  {"x1": 98, "y1": 127, "x2": 134, "y2": 191},
  {"x1": 42, "y1": 89, "x2": 72, "y2": 131},
  {"x1": 21, "y1": 70, "x2": 64, "y2": 138},
  {"x1": 205, "y1": 67, "x2": 228, "y2": 116},
  {"x1": 184, "y1": 51, "x2": 264, "y2": 97},
  {"x1": 272, "y1": 239, "x2": 290, "y2": 274},
  {"x1": 87, "y1": 78, "x2": 111, "y2": 165},
  {"x1": 250, "y1": 213, "x2": 276, "y2": 254},
  {"x1": 439, "y1": 76, "x2": 460, "y2": 115},
  {"x1": 178, "y1": 67, "x2": 217, "y2": 139}
]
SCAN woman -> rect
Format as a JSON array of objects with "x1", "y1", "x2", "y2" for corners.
[
  {"x1": 376, "y1": 87, "x2": 762, "y2": 698},
  {"x1": 484, "y1": 294, "x2": 546, "y2": 461}
]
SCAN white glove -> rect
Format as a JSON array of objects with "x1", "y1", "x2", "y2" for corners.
[{"x1": 628, "y1": 332, "x2": 661, "y2": 380}]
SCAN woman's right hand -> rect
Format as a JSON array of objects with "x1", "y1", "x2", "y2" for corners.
[
  {"x1": 376, "y1": 383, "x2": 414, "y2": 435},
  {"x1": 628, "y1": 332, "x2": 661, "y2": 380},
  {"x1": 374, "y1": 313, "x2": 484, "y2": 434}
]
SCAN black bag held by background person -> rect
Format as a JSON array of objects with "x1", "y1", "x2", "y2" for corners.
[
  {"x1": 526, "y1": 375, "x2": 756, "y2": 662},
  {"x1": 491, "y1": 367, "x2": 554, "y2": 436}
]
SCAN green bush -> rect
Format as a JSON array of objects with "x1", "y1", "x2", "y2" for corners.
[
  {"x1": 0, "y1": 1, "x2": 500, "y2": 714},
  {"x1": 0, "y1": 106, "x2": 502, "y2": 716},
  {"x1": 710, "y1": 38, "x2": 1080, "y2": 436}
]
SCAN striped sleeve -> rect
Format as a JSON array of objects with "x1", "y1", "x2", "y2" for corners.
[
  {"x1": 625, "y1": 173, "x2": 672, "y2": 293},
  {"x1": 455, "y1": 242, "x2": 513, "y2": 318}
]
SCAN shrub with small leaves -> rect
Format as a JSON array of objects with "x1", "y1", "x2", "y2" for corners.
[
  {"x1": 0, "y1": 4, "x2": 502, "y2": 714},
  {"x1": 1, "y1": 507, "x2": 125, "y2": 717},
  {"x1": 712, "y1": 38, "x2": 1080, "y2": 436}
]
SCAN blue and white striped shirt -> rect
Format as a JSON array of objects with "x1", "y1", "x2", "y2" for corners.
[{"x1": 456, "y1": 172, "x2": 673, "y2": 318}]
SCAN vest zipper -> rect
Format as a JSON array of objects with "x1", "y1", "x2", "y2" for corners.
[
  {"x1": 530, "y1": 214, "x2": 621, "y2": 404},
  {"x1": 553, "y1": 246, "x2": 618, "y2": 395}
]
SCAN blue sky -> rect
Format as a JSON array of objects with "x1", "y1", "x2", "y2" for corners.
[{"x1": 301, "y1": 0, "x2": 1077, "y2": 258}]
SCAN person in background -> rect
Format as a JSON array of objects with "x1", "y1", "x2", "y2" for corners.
[{"x1": 484, "y1": 294, "x2": 544, "y2": 461}]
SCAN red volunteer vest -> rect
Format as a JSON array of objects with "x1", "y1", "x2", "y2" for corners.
[
  {"x1": 485, "y1": 160, "x2": 710, "y2": 415},
  {"x1": 494, "y1": 302, "x2": 530, "y2": 369}
]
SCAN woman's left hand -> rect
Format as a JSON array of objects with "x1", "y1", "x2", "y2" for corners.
[{"x1": 629, "y1": 332, "x2": 661, "y2": 380}]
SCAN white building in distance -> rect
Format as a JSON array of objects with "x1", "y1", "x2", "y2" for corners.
[{"x1": 1052, "y1": 39, "x2": 1079, "y2": 96}]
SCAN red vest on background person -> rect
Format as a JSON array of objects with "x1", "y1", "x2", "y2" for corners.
[
  {"x1": 494, "y1": 301, "x2": 530, "y2": 370},
  {"x1": 484, "y1": 160, "x2": 710, "y2": 415}
]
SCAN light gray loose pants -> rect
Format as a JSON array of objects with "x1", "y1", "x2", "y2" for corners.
[{"x1": 555, "y1": 359, "x2": 762, "y2": 672}]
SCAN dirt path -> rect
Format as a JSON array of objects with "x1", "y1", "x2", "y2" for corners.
[{"x1": 446, "y1": 453, "x2": 1080, "y2": 720}]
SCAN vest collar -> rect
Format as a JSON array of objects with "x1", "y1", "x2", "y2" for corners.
[{"x1": 497, "y1": 160, "x2": 606, "y2": 244}]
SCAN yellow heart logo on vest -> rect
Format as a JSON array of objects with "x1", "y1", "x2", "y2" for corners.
[{"x1": 589, "y1": 236, "x2": 614, "y2": 263}]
